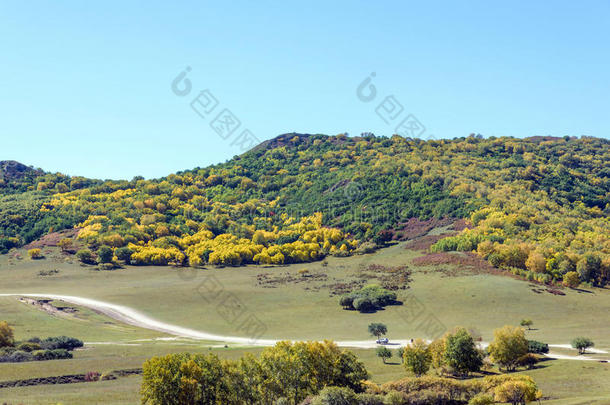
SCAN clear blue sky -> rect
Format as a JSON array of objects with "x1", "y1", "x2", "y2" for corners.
[{"x1": 1, "y1": 1, "x2": 609, "y2": 179}]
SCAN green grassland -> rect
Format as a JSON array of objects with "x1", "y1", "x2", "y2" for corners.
[{"x1": 0, "y1": 241, "x2": 609, "y2": 404}]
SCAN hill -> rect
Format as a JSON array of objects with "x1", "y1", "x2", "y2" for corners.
[{"x1": 0, "y1": 134, "x2": 609, "y2": 286}]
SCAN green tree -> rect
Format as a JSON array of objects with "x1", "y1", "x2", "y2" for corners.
[
  {"x1": 576, "y1": 254, "x2": 601, "y2": 284},
  {"x1": 444, "y1": 327, "x2": 483, "y2": 376},
  {"x1": 488, "y1": 326, "x2": 528, "y2": 372},
  {"x1": 376, "y1": 347, "x2": 392, "y2": 364},
  {"x1": 402, "y1": 339, "x2": 431, "y2": 377},
  {"x1": 0, "y1": 321, "x2": 15, "y2": 347},
  {"x1": 571, "y1": 337, "x2": 594, "y2": 354},
  {"x1": 368, "y1": 323, "x2": 387, "y2": 340}
]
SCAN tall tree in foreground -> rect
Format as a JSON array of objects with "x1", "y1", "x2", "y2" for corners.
[
  {"x1": 443, "y1": 327, "x2": 483, "y2": 376},
  {"x1": 141, "y1": 341, "x2": 368, "y2": 405},
  {"x1": 402, "y1": 339, "x2": 431, "y2": 377},
  {"x1": 488, "y1": 326, "x2": 528, "y2": 372}
]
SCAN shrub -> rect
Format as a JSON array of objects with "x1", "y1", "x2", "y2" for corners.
[
  {"x1": 563, "y1": 271, "x2": 580, "y2": 288},
  {"x1": 85, "y1": 371, "x2": 101, "y2": 382},
  {"x1": 76, "y1": 249, "x2": 96, "y2": 264},
  {"x1": 339, "y1": 295, "x2": 354, "y2": 309},
  {"x1": 0, "y1": 350, "x2": 32, "y2": 363},
  {"x1": 353, "y1": 297, "x2": 374, "y2": 312},
  {"x1": 98, "y1": 263, "x2": 116, "y2": 270},
  {"x1": 57, "y1": 238, "x2": 73, "y2": 252},
  {"x1": 97, "y1": 245, "x2": 113, "y2": 264},
  {"x1": 28, "y1": 248, "x2": 43, "y2": 259},
  {"x1": 40, "y1": 336, "x2": 84, "y2": 351},
  {"x1": 383, "y1": 391, "x2": 407, "y2": 405},
  {"x1": 16, "y1": 342, "x2": 42, "y2": 352},
  {"x1": 517, "y1": 353, "x2": 539, "y2": 369},
  {"x1": 115, "y1": 246, "x2": 134, "y2": 263},
  {"x1": 527, "y1": 340, "x2": 548, "y2": 354},
  {"x1": 311, "y1": 386, "x2": 357, "y2": 405},
  {"x1": 468, "y1": 393, "x2": 494, "y2": 405},
  {"x1": 340, "y1": 285, "x2": 397, "y2": 312},
  {"x1": 403, "y1": 389, "x2": 449, "y2": 405},
  {"x1": 354, "y1": 393, "x2": 384, "y2": 405},
  {"x1": 32, "y1": 349, "x2": 73, "y2": 361}
]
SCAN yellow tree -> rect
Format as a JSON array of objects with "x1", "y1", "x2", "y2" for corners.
[
  {"x1": 0, "y1": 321, "x2": 14, "y2": 347},
  {"x1": 402, "y1": 339, "x2": 431, "y2": 377},
  {"x1": 488, "y1": 326, "x2": 528, "y2": 372}
]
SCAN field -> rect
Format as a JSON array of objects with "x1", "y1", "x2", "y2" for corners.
[{"x1": 0, "y1": 240, "x2": 609, "y2": 404}]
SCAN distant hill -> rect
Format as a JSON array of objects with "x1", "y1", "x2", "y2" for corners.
[
  {"x1": 1, "y1": 134, "x2": 609, "y2": 286},
  {"x1": 0, "y1": 160, "x2": 38, "y2": 179}
]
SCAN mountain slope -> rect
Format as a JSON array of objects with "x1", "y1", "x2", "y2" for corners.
[{"x1": 1, "y1": 134, "x2": 609, "y2": 285}]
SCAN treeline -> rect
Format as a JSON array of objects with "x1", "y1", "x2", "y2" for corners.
[
  {"x1": 1, "y1": 135, "x2": 608, "y2": 278},
  {"x1": 140, "y1": 335, "x2": 542, "y2": 405},
  {"x1": 141, "y1": 341, "x2": 367, "y2": 405}
]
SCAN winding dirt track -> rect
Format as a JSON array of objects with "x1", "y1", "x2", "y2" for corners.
[{"x1": 1, "y1": 293, "x2": 607, "y2": 360}]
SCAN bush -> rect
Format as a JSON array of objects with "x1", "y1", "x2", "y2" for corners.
[
  {"x1": 527, "y1": 340, "x2": 549, "y2": 354},
  {"x1": 468, "y1": 393, "x2": 494, "y2": 405},
  {"x1": 85, "y1": 371, "x2": 101, "y2": 382},
  {"x1": 115, "y1": 246, "x2": 134, "y2": 263},
  {"x1": 354, "y1": 393, "x2": 384, "y2": 405},
  {"x1": 402, "y1": 389, "x2": 448, "y2": 405},
  {"x1": 311, "y1": 386, "x2": 357, "y2": 405},
  {"x1": 563, "y1": 271, "x2": 580, "y2": 288},
  {"x1": 517, "y1": 353, "x2": 539, "y2": 369},
  {"x1": 340, "y1": 285, "x2": 397, "y2": 312},
  {"x1": 32, "y1": 349, "x2": 73, "y2": 361},
  {"x1": 0, "y1": 350, "x2": 33, "y2": 363},
  {"x1": 76, "y1": 249, "x2": 96, "y2": 264},
  {"x1": 16, "y1": 342, "x2": 42, "y2": 352},
  {"x1": 339, "y1": 295, "x2": 354, "y2": 309},
  {"x1": 28, "y1": 248, "x2": 43, "y2": 259},
  {"x1": 97, "y1": 245, "x2": 113, "y2": 264},
  {"x1": 40, "y1": 336, "x2": 84, "y2": 351},
  {"x1": 353, "y1": 297, "x2": 374, "y2": 312}
]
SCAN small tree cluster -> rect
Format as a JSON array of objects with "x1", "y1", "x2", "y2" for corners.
[{"x1": 340, "y1": 285, "x2": 397, "y2": 312}]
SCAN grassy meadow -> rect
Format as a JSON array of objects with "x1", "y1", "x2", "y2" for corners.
[{"x1": 0, "y1": 240, "x2": 609, "y2": 404}]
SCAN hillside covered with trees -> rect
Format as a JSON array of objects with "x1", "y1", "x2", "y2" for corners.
[{"x1": 1, "y1": 134, "x2": 608, "y2": 286}]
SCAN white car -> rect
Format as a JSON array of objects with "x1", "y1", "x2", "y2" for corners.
[{"x1": 376, "y1": 338, "x2": 389, "y2": 344}]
